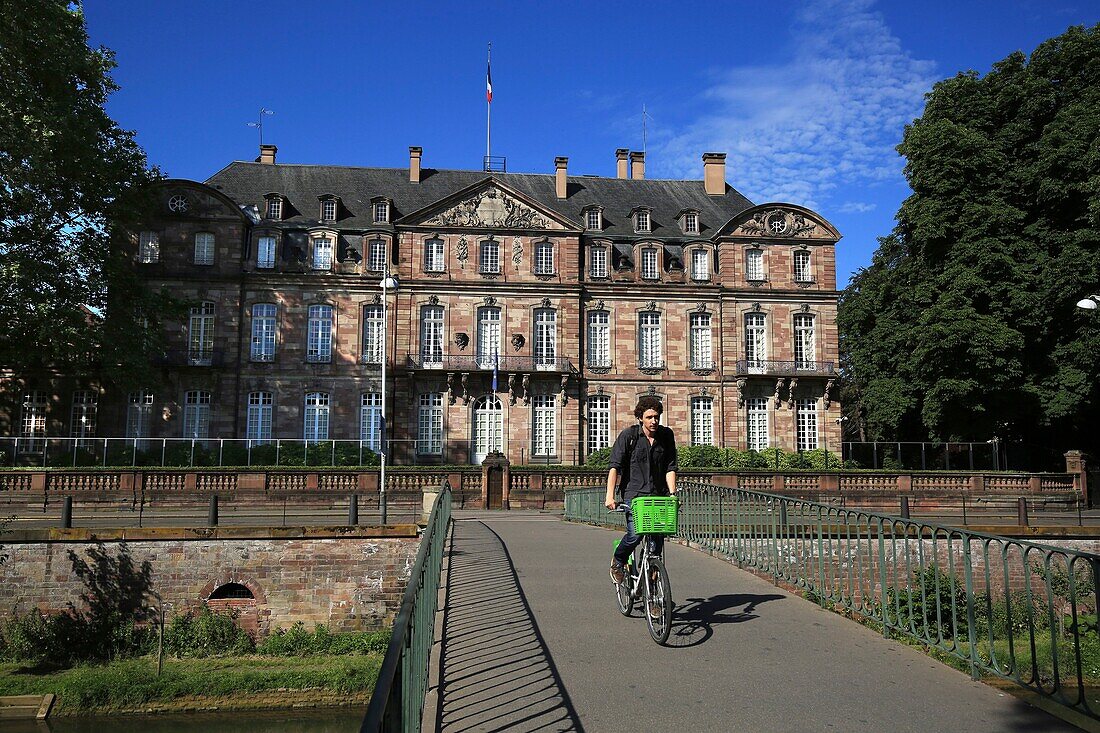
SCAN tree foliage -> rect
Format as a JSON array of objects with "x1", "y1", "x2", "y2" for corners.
[
  {"x1": 0, "y1": 1, "x2": 169, "y2": 385},
  {"x1": 839, "y1": 24, "x2": 1100, "y2": 466}
]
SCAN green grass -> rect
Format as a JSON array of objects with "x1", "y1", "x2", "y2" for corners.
[{"x1": 0, "y1": 654, "x2": 383, "y2": 714}]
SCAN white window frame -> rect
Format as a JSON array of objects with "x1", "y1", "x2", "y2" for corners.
[
  {"x1": 138, "y1": 231, "x2": 159, "y2": 263},
  {"x1": 367, "y1": 239, "x2": 386, "y2": 272},
  {"x1": 304, "y1": 392, "x2": 330, "y2": 441},
  {"x1": 188, "y1": 302, "x2": 215, "y2": 365},
  {"x1": 794, "y1": 249, "x2": 812, "y2": 282},
  {"x1": 182, "y1": 390, "x2": 211, "y2": 439},
  {"x1": 745, "y1": 312, "x2": 767, "y2": 367},
  {"x1": 691, "y1": 248, "x2": 709, "y2": 281},
  {"x1": 265, "y1": 197, "x2": 282, "y2": 220},
  {"x1": 360, "y1": 392, "x2": 382, "y2": 451},
  {"x1": 127, "y1": 391, "x2": 154, "y2": 444},
  {"x1": 690, "y1": 396, "x2": 714, "y2": 446},
  {"x1": 586, "y1": 209, "x2": 601, "y2": 230},
  {"x1": 373, "y1": 201, "x2": 389, "y2": 224},
  {"x1": 418, "y1": 393, "x2": 443, "y2": 455},
  {"x1": 70, "y1": 390, "x2": 98, "y2": 447},
  {"x1": 797, "y1": 398, "x2": 819, "y2": 451},
  {"x1": 746, "y1": 248, "x2": 764, "y2": 281},
  {"x1": 690, "y1": 313, "x2": 713, "y2": 370},
  {"x1": 250, "y1": 303, "x2": 277, "y2": 362},
  {"x1": 193, "y1": 232, "x2": 215, "y2": 266},
  {"x1": 587, "y1": 395, "x2": 610, "y2": 454},
  {"x1": 247, "y1": 391, "x2": 273, "y2": 444},
  {"x1": 635, "y1": 210, "x2": 651, "y2": 233},
  {"x1": 312, "y1": 237, "x2": 334, "y2": 270},
  {"x1": 747, "y1": 397, "x2": 770, "y2": 451},
  {"x1": 684, "y1": 212, "x2": 699, "y2": 234},
  {"x1": 532, "y1": 395, "x2": 556, "y2": 456},
  {"x1": 321, "y1": 199, "x2": 337, "y2": 222},
  {"x1": 473, "y1": 394, "x2": 503, "y2": 459},
  {"x1": 424, "y1": 238, "x2": 445, "y2": 273},
  {"x1": 794, "y1": 313, "x2": 816, "y2": 369},
  {"x1": 20, "y1": 391, "x2": 47, "y2": 453},
  {"x1": 638, "y1": 311, "x2": 662, "y2": 369},
  {"x1": 479, "y1": 240, "x2": 500, "y2": 274},
  {"x1": 362, "y1": 304, "x2": 383, "y2": 364},
  {"x1": 587, "y1": 311, "x2": 610, "y2": 368},
  {"x1": 257, "y1": 236, "x2": 276, "y2": 269},
  {"x1": 590, "y1": 246, "x2": 608, "y2": 278},
  {"x1": 641, "y1": 248, "x2": 659, "y2": 280},
  {"x1": 534, "y1": 308, "x2": 557, "y2": 368},
  {"x1": 420, "y1": 305, "x2": 444, "y2": 366},
  {"x1": 476, "y1": 307, "x2": 501, "y2": 369},
  {"x1": 534, "y1": 241, "x2": 554, "y2": 275},
  {"x1": 307, "y1": 304, "x2": 333, "y2": 363}
]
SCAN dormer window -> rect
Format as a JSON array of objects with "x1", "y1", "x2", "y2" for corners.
[
  {"x1": 320, "y1": 198, "x2": 338, "y2": 222},
  {"x1": 584, "y1": 207, "x2": 602, "y2": 231},
  {"x1": 634, "y1": 209, "x2": 651, "y2": 234},
  {"x1": 641, "y1": 247, "x2": 659, "y2": 280},
  {"x1": 265, "y1": 195, "x2": 283, "y2": 220},
  {"x1": 367, "y1": 238, "x2": 387, "y2": 272},
  {"x1": 373, "y1": 200, "x2": 390, "y2": 224},
  {"x1": 312, "y1": 235, "x2": 334, "y2": 270},
  {"x1": 691, "y1": 248, "x2": 709, "y2": 281},
  {"x1": 684, "y1": 212, "x2": 699, "y2": 234}
]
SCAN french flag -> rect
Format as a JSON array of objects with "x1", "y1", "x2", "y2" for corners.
[{"x1": 486, "y1": 59, "x2": 493, "y2": 103}]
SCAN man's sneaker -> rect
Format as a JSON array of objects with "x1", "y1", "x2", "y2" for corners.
[{"x1": 610, "y1": 561, "x2": 626, "y2": 584}]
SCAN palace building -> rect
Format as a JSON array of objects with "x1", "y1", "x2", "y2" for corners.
[{"x1": 13, "y1": 145, "x2": 843, "y2": 465}]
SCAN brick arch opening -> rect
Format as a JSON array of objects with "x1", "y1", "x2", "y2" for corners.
[{"x1": 202, "y1": 576, "x2": 269, "y2": 637}]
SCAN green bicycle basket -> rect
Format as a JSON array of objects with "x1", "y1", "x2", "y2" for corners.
[{"x1": 630, "y1": 496, "x2": 678, "y2": 535}]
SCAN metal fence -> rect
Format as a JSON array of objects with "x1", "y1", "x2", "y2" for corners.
[
  {"x1": 565, "y1": 482, "x2": 1100, "y2": 722},
  {"x1": 841, "y1": 440, "x2": 1025, "y2": 471},
  {"x1": 362, "y1": 485, "x2": 452, "y2": 732}
]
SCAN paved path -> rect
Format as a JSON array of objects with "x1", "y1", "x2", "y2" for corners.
[{"x1": 433, "y1": 511, "x2": 1079, "y2": 733}]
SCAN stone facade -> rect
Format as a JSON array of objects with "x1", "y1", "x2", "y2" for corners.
[
  {"x1": 4, "y1": 147, "x2": 843, "y2": 465},
  {"x1": 0, "y1": 534, "x2": 419, "y2": 634}
]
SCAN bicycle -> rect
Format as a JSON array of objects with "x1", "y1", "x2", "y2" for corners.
[{"x1": 611, "y1": 496, "x2": 678, "y2": 645}]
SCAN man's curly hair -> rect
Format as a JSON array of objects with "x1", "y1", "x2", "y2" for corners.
[{"x1": 633, "y1": 395, "x2": 663, "y2": 419}]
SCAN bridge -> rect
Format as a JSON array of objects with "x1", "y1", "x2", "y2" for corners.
[{"x1": 364, "y1": 484, "x2": 1098, "y2": 732}]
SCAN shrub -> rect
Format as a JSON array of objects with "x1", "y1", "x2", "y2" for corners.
[
  {"x1": 677, "y1": 445, "x2": 723, "y2": 469},
  {"x1": 255, "y1": 622, "x2": 390, "y2": 656},
  {"x1": 885, "y1": 565, "x2": 969, "y2": 640},
  {"x1": 165, "y1": 607, "x2": 254, "y2": 658},
  {"x1": 584, "y1": 447, "x2": 611, "y2": 468}
]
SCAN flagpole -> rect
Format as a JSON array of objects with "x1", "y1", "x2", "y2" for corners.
[{"x1": 486, "y1": 42, "x2": 492, "y2": 167}]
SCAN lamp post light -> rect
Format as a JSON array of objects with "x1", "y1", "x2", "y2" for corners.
[
  {"x1": 1077, "y1": 295, "x2": 1099, "y2": 310},
  {"x1": 379, "y1": 269, "x2": 399, "y2": 525},
  {"x1": 825, "y1": 415, "x2": 847, "y2": 470}
]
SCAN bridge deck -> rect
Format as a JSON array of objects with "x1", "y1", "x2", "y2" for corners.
[{"x1": 432, "y1": 511, "x2": 1078, "y2": 733}]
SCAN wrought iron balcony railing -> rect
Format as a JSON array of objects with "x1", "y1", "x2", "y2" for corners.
[
  {"x1": 735, "y1": 359, "x2": 835, "y2": 376},
  {"x1": 406, "y1": 353, "x2": 574, "y2": 373},
  {"x1": 156, "y1": 349, "x2": 226, "y2": 367},
  {"x1": 689, "y1": 359, "x2": 717, "y2": 371}
]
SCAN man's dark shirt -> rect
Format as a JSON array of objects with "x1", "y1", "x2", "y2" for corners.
[{"x1": 608, "y1": 423, "x2": 679, "y2": 503}]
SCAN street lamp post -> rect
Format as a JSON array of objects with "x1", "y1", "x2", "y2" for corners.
[
  {"x1": 379, "y1": 269, "x2": 399, "y2": 525},
  {"x1": 825, "y1": 415, "x2": 847, "y2": 470}
]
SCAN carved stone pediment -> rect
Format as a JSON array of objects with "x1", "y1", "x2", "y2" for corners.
[
  {"x1": 726, "y1": 204, "x2": 839, "y2": 241},
  {"x1": 421, "y1": 185, "x2": 563, "y2": 230}
]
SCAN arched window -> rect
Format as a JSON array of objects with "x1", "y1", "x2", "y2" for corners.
[{"x1": 472, "y1": 394, "x2": 503, "y2": 463}]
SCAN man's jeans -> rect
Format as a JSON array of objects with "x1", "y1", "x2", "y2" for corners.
[{"x1": 613, "y1": 508, "x2": 664, "y2": 565}]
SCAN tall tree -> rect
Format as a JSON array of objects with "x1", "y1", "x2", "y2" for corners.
[
  {"x1": 839, "y1": 24, "x2": 1100, "y2": 467},
  {"x1": 0, "y1": 0, "x2": 169, "y2": 386}
]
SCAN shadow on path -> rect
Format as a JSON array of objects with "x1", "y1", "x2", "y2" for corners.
[
  {"x1": 436, "y1": 520, "x2": 584, "y2": 733},
  {"x1": 664, "y1": 592, "x2": 785, "y2": 648}
]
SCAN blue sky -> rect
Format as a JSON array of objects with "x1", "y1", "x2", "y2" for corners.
[{"x1": 84, "y1": 0, "x2": 1098, "y2": 287}]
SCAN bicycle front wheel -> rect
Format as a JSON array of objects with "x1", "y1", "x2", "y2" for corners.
[
  {"x1": 615, "y1": 568, "x2": 634, "y2": 616},
  {"x1": 643, "y1": 556, "x2": 673, "y2": 645}
]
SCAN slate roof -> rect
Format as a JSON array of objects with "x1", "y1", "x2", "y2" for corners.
[{"x1": 205, "y1": 162, "x2": 755, "y2": 240}]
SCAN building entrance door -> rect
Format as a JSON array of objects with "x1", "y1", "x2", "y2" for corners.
[
  {"x1": 472, "y1": 395, "x2": 502, "y2": 464},
  {"x1": 486, "y1": 465, "x2": 503, "y2": 509}
]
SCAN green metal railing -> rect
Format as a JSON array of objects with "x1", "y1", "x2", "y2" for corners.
[
  {"x1": 566, "y1": 482, "x2": 1100, "y2": 721},
  {"x1": 361, "y1": 486, "x2": 451, "y2": 733}
]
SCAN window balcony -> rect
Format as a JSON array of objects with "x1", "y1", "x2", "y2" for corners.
[
  {"x1": 735, "y1": 359, "x2": 835, "y2": 376},
  {"x1": 406, "y1": 353, "x2": 575, "y2": 373},
  {"x1": 637, "y1": 359, "x2": 665, "y2": 374},
  {"x1": 478, "y1": 263, "x2": 501, "y2": 275},
  {"x1": 305, "y1": 353, "x2": 332, "y2": 364},
  {"x1": 689, "y1": 359, "x2": 717, "y2": 371},
  {"x1": 586, "y1": 357, "x2": 612, "y2": 373},
  {"x1": 250, "y1": 351, "x2": 275, "y2": 363},
  {"x1": 156, "y1": 349, "x2": 225, "y2": 367}
]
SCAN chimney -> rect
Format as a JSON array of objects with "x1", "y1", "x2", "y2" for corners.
[
  {"x1": 409, "y1": 146, "x2": 422, "y2": 183},
  {"x1": 555, "y1": 156, "x2": 568, "y2": 199},
  {"x1": 703, "y1": 152, "x2": 727, "y2": 195},
  {"x1": 630, "y1": 151, "x2": 645, "y2": 180},
  {"x1": 616, "y1": 148, "x2": 629, "y2": 179},
  {"x1": 257, "y1": 144, "x2": 277, "y2": 165}
]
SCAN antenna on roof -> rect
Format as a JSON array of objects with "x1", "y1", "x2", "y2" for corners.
[
  {"x1": 246, "y1": 107, "x2": 275, "y2": 147},
  {"x1": 642, "y1": 105, "x2": 652, "y2": 156}
]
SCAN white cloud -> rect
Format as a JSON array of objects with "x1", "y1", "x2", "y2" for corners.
[
  {"x1": 838, "y1": 201, "x2": 877, "y2": 214},
  {"x1": 650, "y1": 0, "x2": 935, "y2": 210}
]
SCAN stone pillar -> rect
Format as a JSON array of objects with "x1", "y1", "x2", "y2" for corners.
[{"x1": 1066, "y1": 450, "x2": 1089, "y2": 506}]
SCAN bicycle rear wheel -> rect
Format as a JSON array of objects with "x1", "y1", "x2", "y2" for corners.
[
  {"x1": 615, "y1": 568, "x2": 634, "y2": 616},
  {"x1": 644, "y1": 556, "x2": 673, "y2": 645}
]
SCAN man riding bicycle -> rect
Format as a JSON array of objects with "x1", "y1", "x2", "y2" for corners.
[{"x1": 605, "y1": 396, "x2": 678, "y2": 585}]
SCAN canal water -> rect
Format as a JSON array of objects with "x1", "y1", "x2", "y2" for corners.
[{"x1": 0, "y1": 707, "x2": 367, "y2": 732}]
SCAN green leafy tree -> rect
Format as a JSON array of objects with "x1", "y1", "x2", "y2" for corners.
[
  {"x1": 0, "y1": 1, "x2": 170, "y2": 387},
  {"x1": 840, "y1": 25, "x2": 1100, "y2": 466}
]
